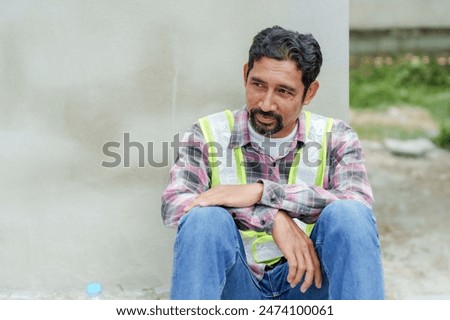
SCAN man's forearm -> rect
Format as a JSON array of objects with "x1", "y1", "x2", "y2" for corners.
[
  {"x1": 182, "y1": 183, "x2": 264, "y2": 213},
  {"x1": 257, "y1": 178, "x2": 373, "y2": 224}
]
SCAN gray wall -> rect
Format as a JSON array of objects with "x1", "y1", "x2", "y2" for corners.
[
  {"x1": 350, "y1": 0, "x2": 450, "y2": 29},
  {"x1": 350, "y1": 0, "x2": 450, "y2": 54},
  {"x1": 0, "y1": 0, "x2": 348, "y2": 298}
]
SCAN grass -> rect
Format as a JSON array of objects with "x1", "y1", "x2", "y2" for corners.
[
  {"x1": 350, "y1": 54, "x2": 450, "y2": 148},
  {"x1": 351, "y1": 124, "x2": 432, "y2": 141}
]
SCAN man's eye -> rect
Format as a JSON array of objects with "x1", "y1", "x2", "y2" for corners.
[{"x1": 278, "y1": 88, "x2": 291, "y2": 95}]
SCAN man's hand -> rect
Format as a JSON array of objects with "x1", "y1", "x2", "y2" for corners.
[
  {"x1": 272, "y1": 210, "x2": 322, "y2": 293},
  {"x1": 183, "y1": 183, "x2": 263, "y2": 212}
]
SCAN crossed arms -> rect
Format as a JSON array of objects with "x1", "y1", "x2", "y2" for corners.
[{"x1": 161, "y1": 120, "x2": 373, "y2": 292}]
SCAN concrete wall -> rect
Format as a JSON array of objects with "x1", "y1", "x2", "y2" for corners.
[
  {"x1": 0, "y1": 0, "x2": 348, "y2": 298},
  {"x1": 350, "y1": 0, "x2": 450, "y2": 29},
  {"x1": 350, "y1": 0, "x2": 450, "y2": 54}
]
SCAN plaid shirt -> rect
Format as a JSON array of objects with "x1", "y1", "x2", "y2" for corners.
[{"x1": 161, "y1": 108, "x2": 374, "y2": 278}]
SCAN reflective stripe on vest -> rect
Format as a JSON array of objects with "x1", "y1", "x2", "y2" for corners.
[{"x1": 198, "y1": 109, "x2": 333, "y2": 266}]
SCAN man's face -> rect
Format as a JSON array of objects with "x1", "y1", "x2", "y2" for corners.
[{"x1": 244, "y1": 57, "x2": 318, "y2": 138}]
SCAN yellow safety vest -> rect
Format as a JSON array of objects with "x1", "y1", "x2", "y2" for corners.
[{"x1": 199, "y1": 109, "x2": 333, "y2": 266}]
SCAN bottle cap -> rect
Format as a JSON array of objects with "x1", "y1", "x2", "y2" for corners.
[{"x1": 86, "y1": 282, "x2": 102, "y2": 296}]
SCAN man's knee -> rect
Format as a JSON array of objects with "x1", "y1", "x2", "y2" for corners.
[
  {"x1": 318, "y1": 200, "x2": 377, "y2": 239},
  {"x1": 180, "y1": 206, "x2": 235, "y2": 238}
]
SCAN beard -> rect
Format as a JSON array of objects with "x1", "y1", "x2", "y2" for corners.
[{"x1": 249, "y1": 107, "x2": 283, "y2": 136}]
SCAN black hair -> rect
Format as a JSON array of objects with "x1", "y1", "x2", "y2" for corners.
[{"x1": 247, "y1": 26, "x2": 322, "y2": 91}]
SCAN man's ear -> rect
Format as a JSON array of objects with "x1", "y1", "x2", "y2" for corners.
[
  {"x1": 303, "y1": 80, "x2": 319, "y2": 105},
  {"x1": 243, "y1": 63, "x2": 249, "y2": 85}
]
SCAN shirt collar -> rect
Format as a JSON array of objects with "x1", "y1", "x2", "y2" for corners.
[{"x1": 229, "y1": 107, "x2": 307, "y2": 149}]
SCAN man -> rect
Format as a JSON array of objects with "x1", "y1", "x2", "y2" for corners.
[{"x1": 161, "y1": 26, "x2": 384, "y2": 300}]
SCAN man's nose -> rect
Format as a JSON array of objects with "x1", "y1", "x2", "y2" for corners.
[{"x1": 259, "y1": 91, "x2": 276, "y2": 112}]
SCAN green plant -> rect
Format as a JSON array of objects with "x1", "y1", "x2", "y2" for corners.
[
  {"x1": 350, "y1": 55, "x2": 450, "y2": 120},
  {"x1": 433, "y1": 121, "x2": 450, "y2": 150}
]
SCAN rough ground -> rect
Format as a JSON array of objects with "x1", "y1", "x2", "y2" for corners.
[
  {"x1": 363, "y1": 141, "x2": 450, "y2": 299},
  {"x1": 352, "y1": 107, "x2": 450, "y2": 299}
]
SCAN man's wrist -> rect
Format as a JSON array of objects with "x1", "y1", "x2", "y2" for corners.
[
  {"x1": 257, "y1": 179, "x2": 285, "y2": 208},
  {"x1": 255, "y1": 181, "x2": 264, "y2": 202}
]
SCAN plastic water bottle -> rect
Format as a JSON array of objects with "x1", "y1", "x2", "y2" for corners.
[{"x1": 86, "y1": 282, "x2": 102, "y2": 299}]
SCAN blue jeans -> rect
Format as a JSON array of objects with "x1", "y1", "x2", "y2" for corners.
[{"x1": 170, "y1": 200, "x2": 384, "y2": 299}]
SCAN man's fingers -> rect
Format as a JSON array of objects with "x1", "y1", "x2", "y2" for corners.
[
  {"x1": 183, "y1": 188, "x2": 223, "y2": 212},
  {"x1": 183, "y1": 197, "x2": 204, "y2": 212},
  {"x1": 296, "y1": 241, "x2": 316, "y2": 293},
  {"x1": 286, "y1": 238, "x2": 321, "y2": 293},
  {"x1": 182, "y1": 197, "x2": 198, "y2": 212},
  {"x1": 314, "y1": 267, "x2": 322, "y2": 289},
  {"x1": 285, "y1": 253, "x2": 299, "y2": 287},
  {"x1": 286, "y1": 251, "x2": 307, "y2": 289},
  {"x1": 184, "y1": 201, "x2": 209, "y2": 212},
  {"x1": 291, "y1": 259, "x2": 306, "y2": 288},
  {"x1": 300, "y1": 269, "x2": 315, "y2": 293},
  {"x1": 299, "y1": 249, "x2": 315, "y2": 293},
  {"x1": 272, "y1": 211, "x2": 322, "y2": 293}
]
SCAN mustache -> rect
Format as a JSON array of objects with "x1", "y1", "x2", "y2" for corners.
[{"x1": 251, "y1": 108, "x2": 279, "y2": 119}]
